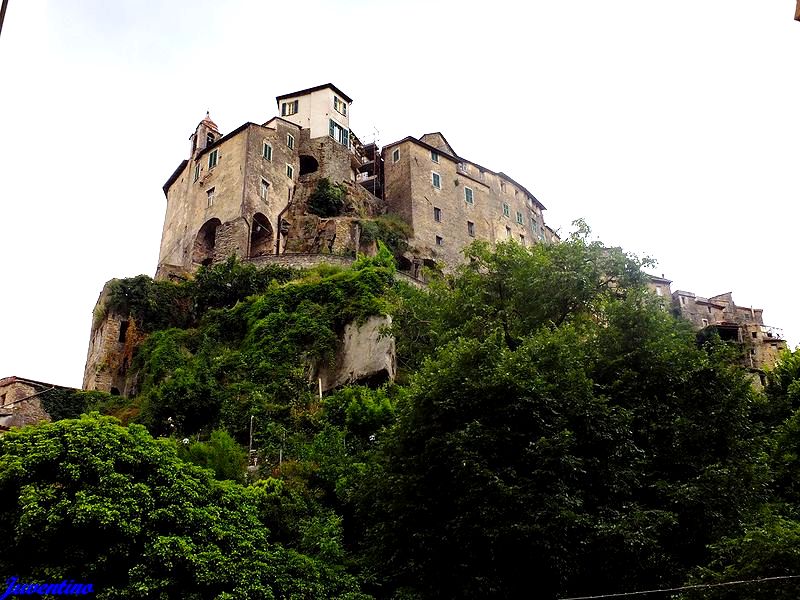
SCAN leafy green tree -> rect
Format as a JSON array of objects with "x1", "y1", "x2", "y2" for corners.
[
  {"x1": 360, "y1": 231, "x2": 766, "y2": 599},
  {"x1": 177, "y1": 429, "x2": 248, "y2": 482},
  {"x1": 0, "y1": 414, "x2": 369, "y2": 599}
]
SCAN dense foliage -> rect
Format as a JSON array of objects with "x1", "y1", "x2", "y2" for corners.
[
  {"x1": 358, "y1": 215, "x2": 412, "y2": 262},
  {"x1": 307, "y1": 178, "x2": 348, "y2": 217},
  {"x1": 0, "y1": 414, "x2": 367, "y2": 599},
  {"x1": 7, "y1": 226, "x2": 800, "y2": 598}
]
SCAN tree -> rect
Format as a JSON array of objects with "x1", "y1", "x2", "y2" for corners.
[
  {"x1": 0, "y1": 414, "x2": 368, "y2": 599},
  {"x1": 360, "y1": 232, "x2": 765, "y2": 599}
]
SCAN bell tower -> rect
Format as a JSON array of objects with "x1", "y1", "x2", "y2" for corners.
[{"x1": 190, "y1": 112, "x2": 220, "y2": 158}]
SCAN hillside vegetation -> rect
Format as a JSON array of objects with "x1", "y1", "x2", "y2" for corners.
[{"x1": 3, "y1": 226, "x2": 800, "y2": 599}]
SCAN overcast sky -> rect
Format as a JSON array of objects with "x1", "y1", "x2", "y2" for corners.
[{"x1": 1, "y1": 0, "x2": 798, "y2": 388}]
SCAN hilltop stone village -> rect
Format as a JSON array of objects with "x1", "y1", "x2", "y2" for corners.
[{"x1": 0, "y1": 83, "x2": 788, "y2": 427}]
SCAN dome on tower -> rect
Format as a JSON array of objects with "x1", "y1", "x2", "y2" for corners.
[{"x1": 201, "y1": 111, "x2": 218, "y2": 132}]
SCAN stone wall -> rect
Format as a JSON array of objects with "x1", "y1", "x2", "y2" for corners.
[{"x1": 0, "y1": 377, "x2": 56, "y2": 429}]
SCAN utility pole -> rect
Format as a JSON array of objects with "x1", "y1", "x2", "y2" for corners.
[{"x1": 0, "y1": 0, "x2": 9, "y2": 39}]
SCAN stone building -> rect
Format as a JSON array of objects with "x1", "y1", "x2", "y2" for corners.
[
  {"x1": 0, "y1": 376, "x2": 67, "y2": 430},
  {"x1": 382, "y1": 132, "x2": 554, "y2": 275},
  {"x1": 157, "y1": 84, "x2": 384, "y2": 279},
  {"x1": 672, "y1": 289, "x2": 787, "y2": 372},
  {"x1": 156, "y1": 83, "x2": 556, "y2": 280}
]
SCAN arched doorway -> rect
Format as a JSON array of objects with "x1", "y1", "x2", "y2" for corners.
[
  {"x1": 299, "y1": 154, "x2": 319, "y2": 176},
  {"x1": 192, "y1": 218, "x2": 221, "y2": 266},
  {"x1": 249, "y1": 213, "x2": 274, "y2": 258}
]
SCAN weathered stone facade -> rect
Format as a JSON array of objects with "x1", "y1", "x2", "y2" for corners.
[
  {"x1": 381, "y1": 132, "x2": 554, "y2": 273},
  {"x1": 671, "y1": 288, "x2": 787, "y2": 372},
  {"x1": 0, "y1": 377, "x2": 64, "y2": 430},
  {"x1": 83, "y1": 283, "x2": 145, "y2": 395}
]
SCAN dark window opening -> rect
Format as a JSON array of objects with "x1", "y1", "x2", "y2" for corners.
[
  {"x1": 299, "y1": 155, "x2": 319, "y2": 176},
  {"x1": 434, "y1": 207, "x2": 442, "y2": 222},
  {"x1": 752, "y1": 331, "x2": 758, "y2": 338},
  {"x1": 110, "y1": 387, "x2": 120, "y2": 396},
  {"x1": 206, "y1": 132, "x2": 215, "y2": 146},
  {"x1": 118, "y1": 320, "x2": 129, "y2": 343}
]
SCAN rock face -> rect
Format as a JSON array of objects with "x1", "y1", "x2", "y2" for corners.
[{"x1": 317, "y1": 315, "x2": 395, "y2": 392}]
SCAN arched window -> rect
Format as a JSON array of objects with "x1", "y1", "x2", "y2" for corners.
[
  {"x1": 192, "y1": 218, "x2": 221, "y2": 266},
  {"x1": 249, "y1": 213, "x2": 274, "y2": 258}
]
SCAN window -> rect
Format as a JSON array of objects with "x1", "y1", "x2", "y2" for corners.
[
  {"x1": 118, "y1": 320, "x2": 129, "y2": 343},
  {"x1": 434, "y1": 207, "x2": 442, "y2": 222},
  {"x1": 519, "y1": 234, "x2": 525, "y2": 244},
  {"x1": 281, "y1": 100, "x2": 298, "y2": 116},
  {"x1": 680, "y1": 296, "x2": 687, "y2": 306},
  {"x1": 464, "y1": 187, "x2": 474, "y2": 204},
  {"x1": 702, "y1": 318, "x2": 709, "y2": 328},
  {"x1": 500, "y1": 181, "x2": 506, "y2": 193},
  {"x1": 457, "y1": 162, "x2": 469, "y2": 174},
  {"x1": 263, "y1": 142, "x2": 273, "y2": 161},
  {"x1": 516, "y1": 211, "x2": 524, "y2": 225},
  {"x1": 207, "y1": 132, "x2": 215, "y2": 146},
  {"x1": 208, "y1": 149, "x2": 218, "y2": 169},
  {"x1": 431, "y1": 150, "x2": 439, "y2": 163},
  {"x1": 479, "y1": 170, "x2": 485, "y2": 182},
  {"x1": 260, "y1": 179, "x2": 270, "y2": 200},
  {"x1": 286, "y1": 164, "x2": 294, "y2": 179},
  {"x1": 506, "y1": 226, "x2": 512, "y2": 238},
  {"x1": 328, "y1": 119, "x2": 349, "y2": 146},
  {"x1": 752, "y1": 331, "x2": 758, "y2": 338},
  {"x1": 432, "y1": 172, "x2": 441, "y2": 189},
  {"x1": 334, "y1": 96, "x2": 347, "y2": 116},
  {"x1": 502, "y1": 203, "x2": 510, "y2": 217},
  {"x1": 530, "y1": 218, "x2": 537, "y2": 233},
  {"x1": 392, "y1": 148, "x2": 400, "y2": 163},
  {"x1": 193, "y1": 162, "x2": 200, "y2": 182},
  {"x1": 287, "y1": 134, "x2": 295, "y2": 150},
  {"x1": 467, "y1": 221, "x2": 475, "y2": 237},
  {"x1": 655, "y1": 286, "x2": 663, "y2": 296},
  {"x1": 206, "y1": 187, "x2": 215, "y2": 207},
  {"x1": 514, "y1": 189, "x2": 519, "y2": 197},
  {"x1": 435, "y1": 235, "x2": 443, "y2": 246}
]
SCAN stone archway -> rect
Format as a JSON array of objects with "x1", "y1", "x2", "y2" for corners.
[
  {"x1": 192, "y1": 218, "x2": 221, "y2": 266},
  {"x1": 299, "y1": 154, "x2": 319, "y2": 176},
  {"x1": 249, "y1": 213, "x2": 274, "y2": 258}
]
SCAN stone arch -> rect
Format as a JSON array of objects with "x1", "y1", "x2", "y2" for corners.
[
  {"x1": 249, "y1": 213, "x2": 274, "y2": 258},
  {"x1": 192, "y1": 218, "x2": 221, "y2": 266},
  {"x1": 299, "y1": 154, "x2": 319, "y2": 176}
]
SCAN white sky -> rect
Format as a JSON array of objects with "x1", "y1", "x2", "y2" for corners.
[{"x1": 1, "y1": 0, "x2": 798, "y2": 388}]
